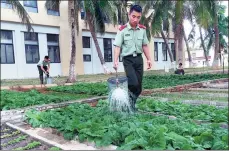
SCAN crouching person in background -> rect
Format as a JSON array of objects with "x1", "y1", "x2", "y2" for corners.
[
  {"x1": 175, "y1": 63, "x2": 185, "y2": 75},
  {"x1": 37, "y1": 56, "x2": 50, "y2": 87}
]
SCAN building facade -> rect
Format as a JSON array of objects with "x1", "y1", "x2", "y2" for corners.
[{"x1": 1, "y1": 0, "x2": 176, "y2": 79}]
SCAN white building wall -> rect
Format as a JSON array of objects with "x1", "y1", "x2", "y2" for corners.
[
  {"x1": 184, "y1": 49, "x2": 214, "y2": 68},
  {"x1": 82, "y1": 31, "x2": 124, "y2": 74},
  {"x1": 1, "y1": 21, "x2": 62, "y2": 79},
  {"x1": 153, "y1": 38, "x2": 175, "y2": 70}
]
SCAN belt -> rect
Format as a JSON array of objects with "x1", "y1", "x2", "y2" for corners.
[{"x1": 124, "y1": 53, "x2": 142, "y2": 58}]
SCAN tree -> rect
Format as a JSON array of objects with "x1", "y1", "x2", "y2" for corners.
[
  {"x1": 191, "y1": 0, "x2": 213, "y2": 66},
  {"x1": 133, "y1": 1, "x2": 175, "y2": 65},
  {"x1": 82, "y1": 0, "x2": 120, "y2": 74},
  {"x1": 4, "y1": 0, "x2": 33, "y2": 32},
  {"x1": 194, "y1": 1, "x2": 228, "y2": 67},
  {"x1": 45, "y1": 0, "x2": 121, "y2": 82}
]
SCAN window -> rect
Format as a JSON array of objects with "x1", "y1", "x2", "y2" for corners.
[
  {"x1": 172, "y1": 18, "x2": 176, "y2": 32},
  {"x1": 82, "y1": 37, "x2": 90, "y2": 48},
  {"x1": 83, "y1": 55, "x2": 91, "y2": 62},
  {"x1": 171, "y1": 43, "x2": 176, "y2": 61},
  {"x1": 0, "y1": 30, "x2": 15, "y2": 64},
  {"x1": 1, "y1": 0, "x2": 12, "y2": 9},
  {"x1": 80, "y1": 1, "x2": 85, "y2": 19},
  {"x1": 192, "y1": 53, "x2": 196, "y2": 58},
  {"x1": 47, "y1": 34, "x2": 60, "y2": 63},
  {"x1": 103, "y1": 38, "x2": 112, "y2": 62},
  {"x1": 162, "y1": 20, "x2": 169, "y2": 31},
  {"x1": 23, "y1": 0, "x2": 38, "y2": 13},
  {"x1": 154, "y1": 42, "x2": 158, "y2": 61},
  {"x1": 162, "y1": 43, "x2": 168, "y2": 61},
  {"x1": 47, "y1": 2, "x2": 60, "y2": 16},
  {"x1": 24, "y1": 32, "x2": 40, "y2": 63}
]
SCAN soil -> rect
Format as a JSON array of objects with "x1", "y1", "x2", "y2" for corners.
[{"x1": 0, "y1": 124, "x2": 61, "y2": 150}]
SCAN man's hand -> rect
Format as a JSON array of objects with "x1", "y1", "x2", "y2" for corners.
[
  {"x1": 147, "y1": 60, "x2": 152, "y2": 69},
  {"x1": 113, "y1": 61, "x2": 118, "y2": 70}
]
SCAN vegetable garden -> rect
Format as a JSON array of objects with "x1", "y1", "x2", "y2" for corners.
[{"x1": 1, "y1": 73, "x2": 228, "y2": 150}]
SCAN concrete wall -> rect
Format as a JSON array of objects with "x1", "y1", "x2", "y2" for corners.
[
  {"x1": 153, "y1": 38, "x2": 175, "y2": 70},
  {"x1": 1, "y1": 0, "x2": 177, "y2": 79},
  {"x1": 1, "y1": 21, "x2": 61, "y2": 79}
]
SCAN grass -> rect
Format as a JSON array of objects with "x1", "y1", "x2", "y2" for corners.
[{"x1": 1, "y1": 67, "x2": 227, "y2": 86}]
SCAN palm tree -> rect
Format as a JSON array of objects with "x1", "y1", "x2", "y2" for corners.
[
  {"x1": 200, "y1": 4, "x2": 228, "y2": 66},
  {"x1": 191, "y1": 0, "x2": 213, "y2": 66},
  {"x1": 45, "y1": 0, "x2": 121, "y2": 82},
  {"x1": 82, "y1": 0, "x2": 120, "y2": 74},
  {"x1": 4, "y1": 0, "x2": 33, "y2": 32},
  {"x1": 134, "y1": 1, "x2": 175, "y2": 64}
]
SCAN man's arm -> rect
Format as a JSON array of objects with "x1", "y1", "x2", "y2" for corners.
[
  {"x1": 114, "y1": 46, "x2": 121, "y2": 69},
  {"x1": 142, "y1": 29, "x2": 152, "y2": 69},
  {"x1": 142, "y1": 45, "x2": 151, "y2": 61},
  {"x1": 113, "y1": 29, "x2": 123, "y2": 70}
]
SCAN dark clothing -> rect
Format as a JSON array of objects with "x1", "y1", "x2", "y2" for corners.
[
  {"x1": 37, "y1": 65, "x2": 49, "y2": 84},
  {"x1": 175, "y1": 69, "x2": 185, "y2": 75},
  {"x1": 123, "y1": 54, "x2": 143, "y2": 111}
]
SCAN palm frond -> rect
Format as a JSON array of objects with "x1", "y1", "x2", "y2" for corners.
[
  {"x1": 8, "y1": 0, "x2": 33, "y2": 32},
  {"x1": 45, "y1": 0, "x2": 61, "y2": 11}
]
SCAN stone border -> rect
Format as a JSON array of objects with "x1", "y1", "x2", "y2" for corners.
[
  {"x1": 141, "y1": 78, "x2": 228, "y2": 95},
  {"x1": 1, "y1": 83, "x2": 74, "y2": 90},
  {"x1": 189, "y1": 88, "x2": 228, "y2": 93},
  {"x1": 6, "y1": 122, "x2": 117, "y2": 150}
]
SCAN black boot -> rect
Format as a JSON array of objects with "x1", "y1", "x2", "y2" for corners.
[{"x1": 129, "y1": 92, "x2": 137, "y2": 112}]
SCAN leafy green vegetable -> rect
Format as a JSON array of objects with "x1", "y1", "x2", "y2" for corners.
[
  {"x1": 25, "y1": 100, "x2": 228, "y2": 150},
  {"x1": 137, "y1": 98, "x2": 228, "y2": 123},
  {"x1": 48, "y1": 73, "x2": 228, "y2": 95},
  {"x1": 0, "y1": 90, "x2": 91, "y2": 110}
]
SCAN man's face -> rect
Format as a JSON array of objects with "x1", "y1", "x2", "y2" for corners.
[
  {"x1": 44, "y1": 58, "x2": 49, "y2": 62},
  {"x1": 129, "y1": 10, "x2": 142, "y2": 27}
]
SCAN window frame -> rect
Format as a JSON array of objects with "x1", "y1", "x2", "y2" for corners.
[
  {"x1": 103, "y1": 38, "x2": 113, "y2": 62},
  {"x1": 24, "y1": 32, "x2": 40, "y2": 64},
  {"x1": 82, "y1": 36, "x2": 90, "y2": 48},
  {"x1": 154, "y1": 42, "x2": 158, "y2": 61},
  {"x1": 162, "y1": 42, "x2": 168, "y2": 61},
  {"x1": 47, "y1": 34, "x2": 60, "y2": 63},
  {"x1": 83, "y1": 54, "x2": 91, "y2": 62},
  {"x1": 171, "y1": 43, "x2": 176, "y2": 61},
  {"x1": 0, "y1": 30, "x2": 15, "y2": 64},
  {"x1": 48, "y1": 45, "x2": 61, "y2": 63},
  {"x1": 23, "y1": 0, "x2": 38, "y2": 8},
  {"x1": 1, "y1": 44, "x2": 15, "y2": 64},
  {"x1": 24, "y1": 44, "x2": 40, "y2": 64}
]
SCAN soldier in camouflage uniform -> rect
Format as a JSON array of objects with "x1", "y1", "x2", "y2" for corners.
[{"x1": 113, "y1": 5, "x2": 152, "y2": 111}]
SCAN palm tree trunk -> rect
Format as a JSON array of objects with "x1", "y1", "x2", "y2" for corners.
[
  {"x1": 66, "y1": 0, "x2": 77, "y2": 83},
  {"x1": 176, "y1": 23, "x2": 184, "y2": 64},
  {"x1": 86, "y1": 11, "x2": 111, "y2": 74},
  {"x1": 182, "y1": 25, "x2": 192, "y2": 67},
  {"x1": 199, "y1": 27, "x2": 210, "y2": 67},
  {"x1": 212, "y1": 3, "x2": 220, "y2": 68},
  {"x1": 161, "y1": 30, "x2": 174, "y2": 63}
]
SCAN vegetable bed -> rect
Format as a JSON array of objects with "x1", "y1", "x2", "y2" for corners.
[
  {"x1": 137, "y1": 98, "x2": 228, "y2": 123},
  {"x1": 0, "y1": 124, "x2": 61, "y2": 150},
  {"x1": 1, "y1": 90, "x2": 92, "y2": 111},
  {"x1": 25, "y1": 100, "x2": 228, "y2": 150},
  {"x1": 48, "y1": 73, "x2": 228, "y2": 95}
]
